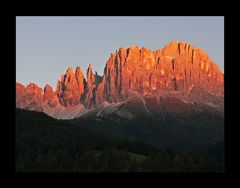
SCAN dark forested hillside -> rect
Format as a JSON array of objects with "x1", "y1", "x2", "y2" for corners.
[
  {"x1": 71, "y1": 110, "x2": 224, "y2": 152},
  {"x1": 16, "y1": 109, "x2": 224, "y2": 172}
]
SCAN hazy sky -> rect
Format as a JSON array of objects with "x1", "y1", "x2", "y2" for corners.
[{"x1": 16, "y1": 16, "x2": 224, "y2": 89}]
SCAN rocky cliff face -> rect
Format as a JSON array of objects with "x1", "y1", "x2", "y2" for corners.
[
  {"x1": 83, "y1": 64, "x2": 95, "y2": 107},
  {"x1": 96, "y1": 41, "x2": 223, "y2": 105},
  {"x1": 16, "y1": 82, "x2": 44, "y2": 111},
  {"x1": 55, "y1": 66, "x2": 86, "y2": 107},
  {"x1": 43, "y1": 84, "x2": 59, "y2": 108},
  {"x1": 16, "y1": 41, "x2": 224, "y2": 118}
]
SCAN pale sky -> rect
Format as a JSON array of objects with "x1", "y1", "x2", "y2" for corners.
[{"x1": 16, "y1": 16, "x2": 224, "y2": 89}]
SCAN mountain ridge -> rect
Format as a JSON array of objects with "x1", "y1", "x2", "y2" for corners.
[{"x1": 16, "y1": 41, "x2": 224, "y2": 119}]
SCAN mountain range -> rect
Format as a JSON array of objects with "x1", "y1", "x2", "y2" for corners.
[{"x1": 16, "y1": 41, "x2": 224, "y2": 120}]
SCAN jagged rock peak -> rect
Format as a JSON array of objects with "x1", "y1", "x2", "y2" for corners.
[
  {"x1": 43, "y1": 84, "x2": 59, "y2": 107},
  {"x1": 26, "y1": 83, "x2": 43, "y2": 95},
  {"x1": 75, "y1": 66, "x2": 83, "y2": 75},
  {"x1": 16, "y1": 82, "x2": 25, "y2": 89},
  {"x1": 44, "y1": 84, "x2": 54, "y2": 93},
  {"x1": 87, "y1": 64, "x2": 93, "y2": 73},
  {"x1": 66, "y1": 67, "x2": 75, "y2": 75}
]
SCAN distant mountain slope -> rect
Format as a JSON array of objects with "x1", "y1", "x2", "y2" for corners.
[{"x1": 71, "y1": 95, "x2": 224, "y2": 151}]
